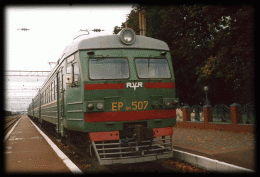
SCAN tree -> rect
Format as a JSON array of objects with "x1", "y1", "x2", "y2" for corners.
[
  {"x1": 113, "y1": 7, "x2": 139, "y2": 34},
  {"x1": 125, "y1": 8, "x2": 140, "y2": 34},
  {"x1": 115, "y1": 5, "x2": 254, "y2": 105},
  {"x1": 113, "y1": 26, "x2": 122, "y2": 34},
  {"x1": 196, "y1": 6, "x2": 254, "y2": 104}
]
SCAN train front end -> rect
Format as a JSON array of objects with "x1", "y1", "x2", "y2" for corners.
[{"x1": 82, "y1": 29, "x2": 178, "y2": 165}]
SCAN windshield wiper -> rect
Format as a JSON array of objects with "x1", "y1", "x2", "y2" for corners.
[
  {"x1": 148, "y1": 55, "x2": 151, "y2": 74},
  {"x1": 90, "y1": 54, "x2": 109, "y2": 60}
]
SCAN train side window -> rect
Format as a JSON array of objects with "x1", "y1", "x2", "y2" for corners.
[
  {"x1": 47, "y1": 87, "x2": 49, "y2": 103},
  {"x1": 52, "y1": 82, "x2": 54, "y2": 101},
  {"x1": 73, "y1": 62, "x2": 80, "y2": 82},
  {"x1": 41, "y1": 92, "x2": 44, "y2": 105},
  {"x1": 60, "y1": 71, "x2": 63, "y2": 90},
  {"x1": 52, "y1": 81, "x2": 55, "y2": 100},
  {"x1": 67, "y1": 62, "x2": 80, "y2": 83},
  {"x1": 47, "y1": 86, "x2": 49, "y2": 103},
  {"x1": 49, "y1": 85, "x2": 50, "y2": 102},
  {"x1": 50, "y1": 83, "x2": 52, "y2": 101},
  {"x1": 53, "y1": 80, "x2": 56, "y2": 100},
  {"x1": 50, "y1": 85, "x2": 52, "y2": 102},
  {"x1": 50, "y1": 85, "x2": 51, "y2": 102},
  {"x1": 44, "y1": 90, "x2": 46, "y2": 104},
  {"x1": 67, "y1": 64, "x2": 72, "y2": 74},
  {"x1": 49, "y1": 85, "x2": 51, "y2": 102},
  {"x1": 66, "y1": 55, "x2": 80, "y2": 85},
  {"x1": 47, "y1": 86, "x2": 50, "y2": 103}
]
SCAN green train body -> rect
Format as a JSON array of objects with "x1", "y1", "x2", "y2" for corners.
[{"x1": 27, "y1": 28, "x2": 178, "y2": 165}]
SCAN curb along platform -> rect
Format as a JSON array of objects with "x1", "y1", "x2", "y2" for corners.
[
  {"x1": 4, "y1": 115, "x2": 83, "y2": 174},
  {"x1": 172, "y1": 127, "x2": 255, "y2": 172}
]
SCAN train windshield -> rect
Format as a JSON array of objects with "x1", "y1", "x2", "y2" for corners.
[
  {"x1": 89, "y1": 58, "x2": 129, "y2": 79},
  {"x1": 135, "y1": 58, "x2": 171, "y2": 78}
]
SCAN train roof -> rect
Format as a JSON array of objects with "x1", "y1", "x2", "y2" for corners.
[
  {"x1": 60, "y1": 32, "x2": 170, "y2": 59},
  {"x1": 37, "y1": 30, "x2": 171, "y2": 94}
]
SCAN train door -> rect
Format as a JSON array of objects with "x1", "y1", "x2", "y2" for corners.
[{"x1": 57, "y1": 67, "x2": 66, "y2": 137}]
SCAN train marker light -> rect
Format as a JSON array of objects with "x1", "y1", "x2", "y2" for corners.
[
  {"x1": 87, "y1": 51, "x2": 95, "y2": 55},
  {"x1": 119, "y1": 28, "x2": 136, "y2": 45},
  {"x1": 161, "y1": 51, "x2": 167, "y2": 56}
]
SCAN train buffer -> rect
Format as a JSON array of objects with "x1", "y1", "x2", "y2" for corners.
[{"x1": 4, "y1": 115, "x2": 82, "y2": 174}]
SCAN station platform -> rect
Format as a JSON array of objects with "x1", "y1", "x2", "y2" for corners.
[
  {"x1": 172, "y1": 127, "x2": 255, "y2": 171},
  {"x1": 4, "y1": 116, "x2": 82, "y2": 174}
]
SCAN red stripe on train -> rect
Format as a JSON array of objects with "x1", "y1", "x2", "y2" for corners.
[
  {"x1": 84, "y1": 109, "x2": 176, "y2": 122},
  {"x1": 85, "y1": 83, "x2": 125, "y2": 90},
  {"x1": 85, "y1": 82, "x2": 174, "y2": 90},
  {"x1": 145, "y1": 82, "x2": 175, "y2": 89},
  {"x1": 89, "y1": 131, "x2": 120, "y2": 142},
  {"x1": 88, "y1": 127, "x2": 173, "y2": 142}
]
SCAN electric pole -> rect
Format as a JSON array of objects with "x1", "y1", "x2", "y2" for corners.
[{"x1": 139, "y1": 7, "x2": 146, "y2": 36}]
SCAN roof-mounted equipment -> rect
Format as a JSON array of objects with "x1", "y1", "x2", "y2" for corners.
[{"x1": 92, "y1": 29, "x2": 104, "y2": 32}]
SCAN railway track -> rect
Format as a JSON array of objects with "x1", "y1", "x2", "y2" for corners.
[
  {"x1": 4, "y1": 115, "x2": 21, "y2": 143},
  {"x1": 4, "y1": 115, "x2": 21, "y2": 135},
  {"x1": 29, "y1": 118, "x2": 207, "y2": 173}
]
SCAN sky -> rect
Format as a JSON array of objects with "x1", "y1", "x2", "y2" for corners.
[
  {"x1": 5, "y1": 5, "x2": 133, "y2": 71},
  {"x1": 4, "y1": 5, "x2": 133, "y2": 112}
]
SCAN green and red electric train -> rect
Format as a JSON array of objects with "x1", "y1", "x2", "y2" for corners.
[{"x1": 27, "y1": 28, "x2": 179, "y2": 165}]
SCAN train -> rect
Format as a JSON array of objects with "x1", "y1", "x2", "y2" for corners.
[{"x1": 27, "y1": 28, "x2": 179, "y2": 165}]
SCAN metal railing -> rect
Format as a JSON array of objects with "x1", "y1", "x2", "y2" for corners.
[{"x1": 176, "y1": 103, "x2": 255, "y2": 125}]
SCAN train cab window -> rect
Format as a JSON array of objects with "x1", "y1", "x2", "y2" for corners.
[
  {"x1": 89, "y1": 58, "x2": 129, "y2": 80},
  {"x1": 135, "y1": 58, "x2": 171, "y2": 79}
]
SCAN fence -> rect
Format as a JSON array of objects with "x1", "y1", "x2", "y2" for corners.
[{"x1": 176, "y1": 103, "x2": 255, "y2": 133}]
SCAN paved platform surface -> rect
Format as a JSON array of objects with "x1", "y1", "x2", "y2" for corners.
[
  {"x1": 172, "y1": 127, "x2": 255, "y2": 170},
  {"x1": 4, "y1": 116, "x2": 73, "y2": 174}
]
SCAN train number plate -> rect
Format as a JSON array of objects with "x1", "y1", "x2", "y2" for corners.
[{"x1": 112, "y1": 101, "x2": 148, "y2": 111}]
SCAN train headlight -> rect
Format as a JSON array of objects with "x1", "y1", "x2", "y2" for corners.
[
  {"x1": 119, "y1": 28, "x2": 136, "y2": 45},
  {"x1": 87, "y1": 103, "x2": 94, "y2": 110},
  {"x1": 164, "y1": 100, "x2": 171, "y2": 107},
  {"x1": 96, "y1": 102, "x2": 104, "y2": 110}
]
